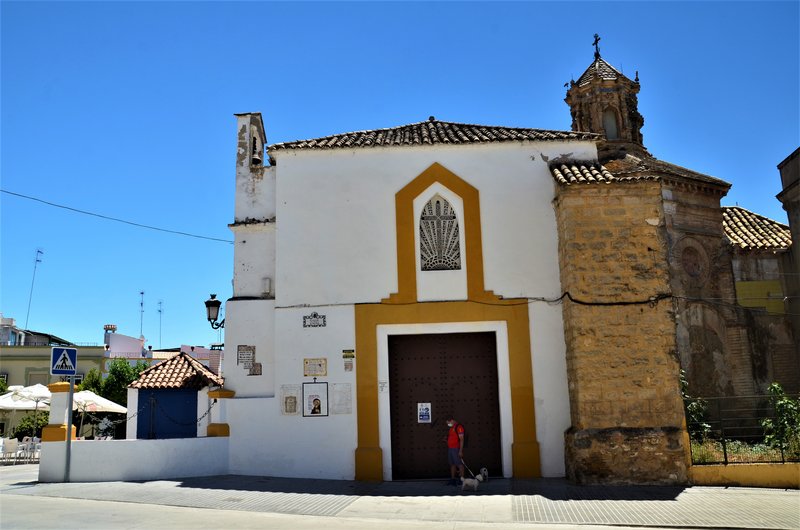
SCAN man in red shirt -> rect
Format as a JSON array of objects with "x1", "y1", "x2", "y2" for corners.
[{"x1": 445, "y1": 417, "x2": 465, "y2": 485}]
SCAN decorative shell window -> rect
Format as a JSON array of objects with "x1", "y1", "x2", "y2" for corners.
[{"x1": 419, "y1": 195, "x2": 462, "y2": 271}]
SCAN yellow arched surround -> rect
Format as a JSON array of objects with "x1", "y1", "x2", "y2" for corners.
[{"x1": 355, "y1": 162, "x2": 540, "y2": 481}]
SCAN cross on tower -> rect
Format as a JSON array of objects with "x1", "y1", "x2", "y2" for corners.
[{"x1": 593, "y1": 33, "x2": 601, "y2": 59}]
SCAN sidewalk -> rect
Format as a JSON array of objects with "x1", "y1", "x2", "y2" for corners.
[{"x1": 1, "y1": 465, "x2": 798, "y2": 529}]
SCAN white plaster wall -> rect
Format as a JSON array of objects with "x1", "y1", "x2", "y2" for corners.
[
  {"x1": 197, "y1": 387, "x2": 210, "y2": 437},
  {"x1": 126, "y1": 388, "x2": 138, "y2": 439},
  {"x1": 234, "y1": 125, "x2": 275, "y2": 222},
  {"x1": 231, "y1": 224, "x2": 276, "y2": 298},
  {"x1": 106, "y1": 333, "x2": 144, "y2": 355},
  {"x1": 39, "y1": 437, "x2": 228, "y2": 482},
  {"x1": 272, "y1": 140, "x2": 595, "y2": 307},
  {"x1": 227, "y1": 305, "x2": 357, "y2": 479},
  {"x1": 528, "y1": 302, "x2": 570, "y2": 477},
  {"x1": 223, "y1": 299, "x2": 275, "y2": 397}
]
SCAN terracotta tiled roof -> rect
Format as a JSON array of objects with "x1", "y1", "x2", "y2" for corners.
[
  {"x1": 129, "y1": 352, "x2": 224, "y2": 390},
  {"x1": 269, "y1": 118, "x2": 599, "y2": 152},
  {"x1": 603, "y1": 155, "x2": 730, "y2": 188},
  {"x1": 551, "y1": 161, "x2": 659, "y2": 185},
  {"x1": 722, "y1": 206, "x2": 791, "y2": 251},
  {"x1": 575, "y1": 57, "x2": 629, "y2": 86}
]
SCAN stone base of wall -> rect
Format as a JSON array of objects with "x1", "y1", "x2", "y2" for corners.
[{"x1": 565, "y1": 426, "x2": 688, "y2": 485}]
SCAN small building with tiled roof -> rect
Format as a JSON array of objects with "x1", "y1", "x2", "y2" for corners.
[{"x1": 127, "y1": 352, "x2": 224, "y2": 440}]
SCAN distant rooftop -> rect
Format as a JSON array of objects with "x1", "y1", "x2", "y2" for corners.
[{"x1": 722, "y1": 206, "x2": 791, "y2": 251}]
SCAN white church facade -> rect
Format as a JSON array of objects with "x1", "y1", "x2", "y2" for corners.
[{"x1": 221, "y1": 113, "x2": 599, "y2": 480}]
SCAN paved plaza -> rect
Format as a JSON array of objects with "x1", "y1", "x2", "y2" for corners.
[{"x1": 1, "y1": 465, "x2": 798, "y2": 529}]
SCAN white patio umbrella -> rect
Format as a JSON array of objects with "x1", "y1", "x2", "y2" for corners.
[
  {"x1": 72, "y1": 390, "x2": 126, "y2": 414},
  {"x1": 0, "y1": 384, "x2": 52, "y2": 435},
  {"x1": 72, "y1": 390, "x2": 127, "y2": 436},
  {"x1": 0, "y1": 391, "x2": 51, "y2": 411}
]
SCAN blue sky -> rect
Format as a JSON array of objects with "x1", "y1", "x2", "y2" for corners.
[{"x1": 2, "y1": 1, "x2": 798, "y2": 349}]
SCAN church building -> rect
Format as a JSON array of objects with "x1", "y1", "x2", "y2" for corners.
[{"x1": 216, "y1": 40, "x2": 796, "y2": 485}]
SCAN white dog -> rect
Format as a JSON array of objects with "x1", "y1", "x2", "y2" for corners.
[
  {"x1": 461, "y1": 473, "x2": 484, "y2": 491},
  {"x1": 479, "y1": 467, "x2": 488, "y2": 482}
]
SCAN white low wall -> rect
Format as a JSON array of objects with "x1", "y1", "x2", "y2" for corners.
[{"x1": 39, "y1": 437, "x2": 229, "y2": 483}]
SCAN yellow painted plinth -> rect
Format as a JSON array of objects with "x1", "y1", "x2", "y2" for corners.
[
  {"x1": 689, "y1": 463, "x2": 800, "y2": 489},
  {"x1": 355, "y1": 446, "x2": 383, "y2": 481},
  {"x1": 207, "y1": 423, "x2": 230, "y2": 437},
  {"x1": 41, "y1": 424, "x2": 77, "y2": 442},
  {"x1": 208, "y1": 389, "x2": 235, "y2": 399}
]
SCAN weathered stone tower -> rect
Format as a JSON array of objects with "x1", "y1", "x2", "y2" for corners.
[{"x1": 555, "y1": 36, "x2": 691, "y2": 484}]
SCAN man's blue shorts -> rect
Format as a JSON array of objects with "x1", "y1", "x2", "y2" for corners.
[{"x1": 448, "y1": 448, "x2": 461, "y2": 465}]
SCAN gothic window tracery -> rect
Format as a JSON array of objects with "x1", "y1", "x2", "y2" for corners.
[{"x1": 420, "y1": 195, "x2": 461, "y2": 271}]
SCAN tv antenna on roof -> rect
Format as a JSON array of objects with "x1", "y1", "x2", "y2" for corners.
[
  {"x1": 25, "y1": 249, "x2": 44, "y2": 329},
  {"x1": 158, "y1": 300, "x2": 163, "y2": 349},
  {"x1": 139, "y1": 290, "x2": 145, "y2": 337}
]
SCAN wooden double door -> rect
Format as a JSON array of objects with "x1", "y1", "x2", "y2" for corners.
[{"x1": 388, "y1": 331, "x2": 502, "y2": 479}]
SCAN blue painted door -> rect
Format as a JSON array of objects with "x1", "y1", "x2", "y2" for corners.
[{"x1": 137, "y1": 389, "x2": 198, "y2": 439}]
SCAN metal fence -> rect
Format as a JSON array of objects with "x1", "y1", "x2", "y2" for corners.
[{"x1": 684, "y1": 393, "x2": 800, "y2": 465}]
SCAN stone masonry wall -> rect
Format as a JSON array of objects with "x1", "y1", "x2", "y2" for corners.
[{"x1": 554, "y1": 180, "x2": 689, "y2": 484}]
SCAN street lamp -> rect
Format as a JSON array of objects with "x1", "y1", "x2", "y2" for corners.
[{"x1": 204, "y1": 294, "x2": 225, "y2": 329}]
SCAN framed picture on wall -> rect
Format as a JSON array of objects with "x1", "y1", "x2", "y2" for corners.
[{"x1": 302, "y1": 382, "x2": 328, "y2": 417}]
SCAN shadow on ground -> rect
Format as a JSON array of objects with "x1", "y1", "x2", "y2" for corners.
[{"x1": 172, "y1": 474, "x2": 686, "y2": 501}]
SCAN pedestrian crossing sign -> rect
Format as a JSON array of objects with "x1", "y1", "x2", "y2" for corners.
[{"x1": 51, "y1": 347, "x2": 78, "y2": 376}]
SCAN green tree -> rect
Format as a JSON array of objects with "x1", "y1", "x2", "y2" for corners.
[
  {"x1": 762, "y1": 382, "x2": 800, "y2": 458},
  {"x1": 12, "y1": 411, "x2": 49, "y2": 439},
  {"x1": 78, "y1": 368, "x2": 103, "y2": 393},
  {"x1": 0, "y1": 378, "x2": 8, "y2": 394},
  {"x1": 101, "y1": 358, "x2": 148, "y2": 406},
  {"x1": 680, "y1": 369, "x2": 710, "y2": 442}
]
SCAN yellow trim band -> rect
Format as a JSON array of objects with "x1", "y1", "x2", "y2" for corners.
[
  {"x1": 383, "y1": 162, "x2": 501, "y2": 304},
  {"x1": 354, "y1": 162, "x2": 539, "y2": 481},
  {"x1": 48, "y1": 382, "x2": 72, "y2": 393}
]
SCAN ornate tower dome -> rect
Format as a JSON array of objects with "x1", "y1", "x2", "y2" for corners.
[{"x1": 565, "y1": 35, "x2": 649, "y2": 161}]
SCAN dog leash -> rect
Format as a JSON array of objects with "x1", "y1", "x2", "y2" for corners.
[{"x1": 461, "y1": 458, "x2": 477, "y2": 479}]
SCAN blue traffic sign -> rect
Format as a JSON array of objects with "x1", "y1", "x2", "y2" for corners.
[{"x1": 51, "y1": 347, "x2": 78, "y2": 376}]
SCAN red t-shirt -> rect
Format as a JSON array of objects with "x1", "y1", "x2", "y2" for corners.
[{"x1": 447, "y1": 423, "x2": 465, "y2": 449}]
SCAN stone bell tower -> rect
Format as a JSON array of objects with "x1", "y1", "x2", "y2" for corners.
[{"x1": 565, "y1": 34, "x2": 649, "y2": 161}]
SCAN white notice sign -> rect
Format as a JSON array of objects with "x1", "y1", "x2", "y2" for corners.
[{"x1": 417, "y1": 402, "x2": 431, "y2": 423}]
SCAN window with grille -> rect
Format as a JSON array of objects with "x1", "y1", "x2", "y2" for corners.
[{"x1": 420, "y1": 195, "x2": 461, "y2": 271}]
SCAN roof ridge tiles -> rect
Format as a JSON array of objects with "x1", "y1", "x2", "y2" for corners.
[{"x1": 269, "y1": 118, "x2": 599, "y2": 151}]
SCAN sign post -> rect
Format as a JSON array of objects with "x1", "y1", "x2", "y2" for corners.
[{"x1": 51, "y1": 347, "x2": 77, "y2": 482}]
